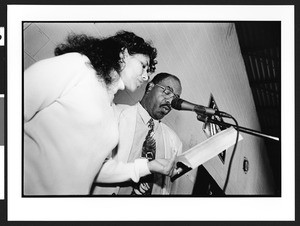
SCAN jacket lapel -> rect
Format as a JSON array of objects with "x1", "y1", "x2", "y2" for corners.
[{"x1": 117, "y1": 104, "x2": 138, "y2": 162}]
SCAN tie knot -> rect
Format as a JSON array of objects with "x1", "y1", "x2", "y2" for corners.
[{"x1": 147, "y1": 118, "x2": 154, "y2": 129}]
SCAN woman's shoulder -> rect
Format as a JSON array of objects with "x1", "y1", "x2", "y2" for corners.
[
  {"x1": 52, "y1": 53, "x2": 93, "y2": 74},
  {"x1": 27, "y1": 52, "x2": 90, "y2": 72},
  {"x1": 56, "y1": 52, "x2": 90, "y2": 64}
]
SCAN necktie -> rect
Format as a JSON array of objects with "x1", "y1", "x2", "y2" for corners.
[
  {"x1": 132, "y1": 118, "x2": 156, "y2": 195},
  {"x1": 142, "y1": 118, "x2": 156, "y2": 160}
]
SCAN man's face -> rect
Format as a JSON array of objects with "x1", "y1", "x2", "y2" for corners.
[{"x1": 146, "y1": 77, "x2": 182, "y2": 120}]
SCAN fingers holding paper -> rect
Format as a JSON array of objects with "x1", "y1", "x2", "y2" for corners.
[{"x1": 147, "y1": 149, "x2": 179, "y2": 177}]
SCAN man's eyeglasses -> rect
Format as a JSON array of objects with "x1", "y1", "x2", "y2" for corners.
[{"x1": 155, "y1": 84, "x2": 180, "y2": 99}]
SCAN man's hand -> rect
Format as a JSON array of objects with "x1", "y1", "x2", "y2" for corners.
[
  {"x1": 147, "y1": 150, "x2": 179, "y2": 177},
  {"x1": 132, "y1": 183, "x2": 150, "y2": 195}
]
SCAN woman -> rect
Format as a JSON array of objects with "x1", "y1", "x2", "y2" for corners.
[{"x1": 24, "y1": 30, "x2": 174, "y2": 195}]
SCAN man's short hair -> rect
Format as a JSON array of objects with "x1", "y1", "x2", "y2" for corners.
[{"x1": 145, "y1": 72, "x2": 181, "y2": 92}]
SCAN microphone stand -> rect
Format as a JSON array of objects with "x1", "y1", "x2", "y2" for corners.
[
  {"x1": 196, "y1": 114, "x2": 279, "y2": 141},
  {"x1": 170, "y1": 110, "x2": 279, "y2": 183}
]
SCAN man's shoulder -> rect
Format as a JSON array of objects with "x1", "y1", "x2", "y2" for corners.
[
  {"x1": 116, "y1": 103, "x2": 137, "y2": 111},
  {"x1": 115, "y1": 103, "x2": 138, "y2": 116},
  {"x1": 160, "y1": 122, "x2": 177, "y2": 137},
  {"x1": 160, "y1": 122, "x2": 182, "y2": 149}
]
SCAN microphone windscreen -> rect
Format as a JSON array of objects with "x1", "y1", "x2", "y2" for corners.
[{"x1": 171, "y1": 98, "x2": 183, "y2": 110}]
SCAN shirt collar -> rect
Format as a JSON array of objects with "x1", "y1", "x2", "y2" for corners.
[{"x1": 137, "y1": 102, "x2": 152, "y2": 126}]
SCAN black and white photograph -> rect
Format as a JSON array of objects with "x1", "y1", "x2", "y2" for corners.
[
  {"x1": 22, "y1": 21, "x2": 280, "y2": 197},
  {"x1": 3, "y1": 4, "x2": 296, "y2": 223}
]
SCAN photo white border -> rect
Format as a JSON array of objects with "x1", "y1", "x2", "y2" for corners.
[{"x1": 7, "y1": 5, "x2": 295, "y2": 221}]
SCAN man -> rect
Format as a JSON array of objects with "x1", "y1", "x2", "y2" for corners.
[{"x1": 92, "y1": 72, "x2": 185, "y2": 195}]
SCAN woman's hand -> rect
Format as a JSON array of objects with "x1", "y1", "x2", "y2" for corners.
[{"x1": 147, "y1": 150, "x2": 179, "y2": 177}]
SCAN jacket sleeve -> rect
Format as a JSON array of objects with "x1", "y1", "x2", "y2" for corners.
[
  {"x1": 95, "y1": 105, "x2": 151, "y2": 183},
  {"x1": 158, "y1": 124, "x2": 183, "y2": 194},
  {"x1": 169, "y1": 132, "x2": 197, "y2": 195},
  {"x1": 95, "y1": 157, "x2": 151, "y2": 183}
]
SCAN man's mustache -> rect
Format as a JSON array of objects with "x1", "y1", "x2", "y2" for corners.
[{"x1": 160, "y1": 103, "x2": 171, "y2": 110}]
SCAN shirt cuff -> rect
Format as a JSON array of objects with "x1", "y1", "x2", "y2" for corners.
[{"x1": 133, "y1": 158, "x2": 151, "y2": 182}]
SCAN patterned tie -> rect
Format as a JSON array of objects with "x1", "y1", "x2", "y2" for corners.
[
  {"x1": 132, "y1": 118, "x2": 156, "y2": 195},
  {"x1": 142, "y1": 118, "x2": 156, "y2": 160}
]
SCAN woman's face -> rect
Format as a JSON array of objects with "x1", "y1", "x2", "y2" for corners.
[{"x1": 119, "y1": 49, "x2": 151, "y2": 92}]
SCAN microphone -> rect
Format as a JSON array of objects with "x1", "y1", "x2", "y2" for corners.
[{"x1": 171, "y1": 98, "x2": 230, "y2": 117}]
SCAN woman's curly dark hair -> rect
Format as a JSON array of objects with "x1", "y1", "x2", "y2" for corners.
[{"x1": 54, "y1": 30, "x2": 157, "y2": 85}]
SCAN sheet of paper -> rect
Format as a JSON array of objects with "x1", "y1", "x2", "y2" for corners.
[{"x1": 176, "y1": 127, "x2": 243, "y2": 169}]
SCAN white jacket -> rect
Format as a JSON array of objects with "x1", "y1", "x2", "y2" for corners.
[{"x1": 24, "y1": 53, "x2": 121, "y2": 195}]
